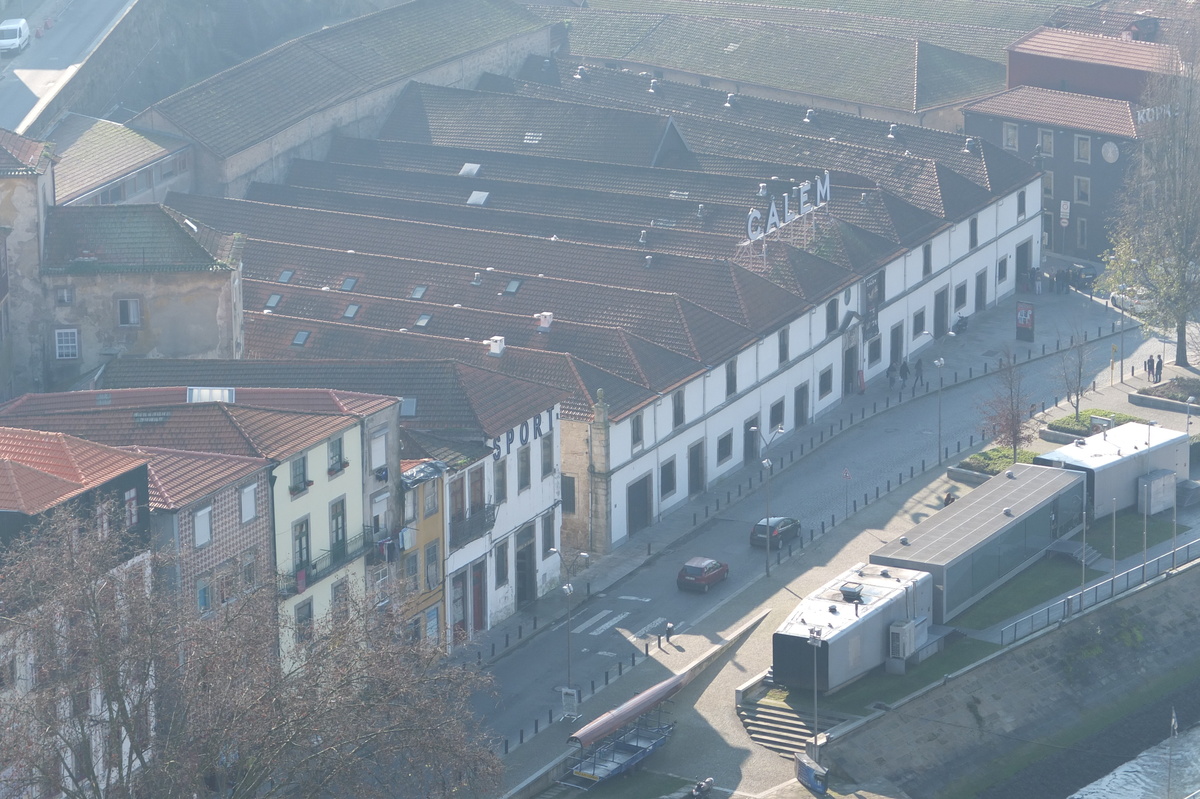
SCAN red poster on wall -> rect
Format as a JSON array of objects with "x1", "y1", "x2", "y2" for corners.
[{"x1": 1016, "y1": 301, "x2": 1035, "y2": 342}]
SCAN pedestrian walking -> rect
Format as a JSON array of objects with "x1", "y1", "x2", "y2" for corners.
[
  {"x1": 915, "y1": 358, "x2": 924, "y2": 387},
  {"x1": 1146, "y1": 356, "x2": 1154, "y2": 380},
  {"x1": 899, "y1": 359, "x2": 910, "y2": 389},
  {"x1": 1156, "y1": 355, "x2": 1164, "y2": 383},
  {"x1": 886, "y1": 362, "x2": 897, "y2": 389},
  {"x1": 665, "y1": 622, "x2": 675, "y2": 643}
]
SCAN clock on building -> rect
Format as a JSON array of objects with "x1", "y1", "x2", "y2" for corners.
[{"x1": 1101, "y1": 141, "x2": 1120, "y2": 163}]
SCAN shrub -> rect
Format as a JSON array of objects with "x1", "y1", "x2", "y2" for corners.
[
  {"x1": 1139, "y1": 377, "x2": 1200, "y2": 403},
  {"x1": 958, "y1": 447, "x2": 1038, "y2": 475},
  {"x1": 1046, "y1": 409, "x2": 1149, "y2": 435}
]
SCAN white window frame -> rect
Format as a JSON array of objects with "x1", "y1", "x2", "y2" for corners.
[
  {"x1": 1074, "y1": 176, "x2": 1091, "y2": 205},
  {"x1": 194, "y1": 506, "x2": 213, "y2": 548},
  {"x1": 55, "y1": 329, "x2": 79, "y2": 359},
  {"x1": 1002, "y1": 122, "x2": 1018, "y2": 151},
  {"x1": 240, "y1": 484, "x2": 257, "y2": 523},
  {"x1": 117, "y1": 298, "x2": 141, "y2": 327}
]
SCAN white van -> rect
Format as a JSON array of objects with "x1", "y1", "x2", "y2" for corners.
[{"x1": 0, "y1": 19, "x2": 31, "y2": 56}]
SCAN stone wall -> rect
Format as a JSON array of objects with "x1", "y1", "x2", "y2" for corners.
[{"x1": 824, "y1": 562, "x2": 1200, "y2": 797}]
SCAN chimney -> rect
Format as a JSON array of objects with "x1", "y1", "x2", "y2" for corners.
[
  {"x1": 887, "y1": 123, "x2": 898, "y2": 139},
  {"x1": 472, "y1": 272, "x2": 482, "y2": 285},
  {"x1": 724, "y1": 93, "x2": 735, "y2": 108},
  {"x1": 638, "y1": 229, "x2": 648, "y2": 245},
  {"x1": 644, "y1": 255, "x2": 654, "y2": 268},
  {"x1": 803, "y1": 108, "x2": 815, "y2": 123},
  {"x1": 648, "y1": 78, "x2": 659, "y2": 93},
  {"x1": 535, "y1": 311, "x2": 553, "y2": 332},
  {"x1": 487, "y1": 336, "x2": 506, "y2": 357},
  {"x1": 758, "y1": 183, "x2": 768, "y2": 197}
]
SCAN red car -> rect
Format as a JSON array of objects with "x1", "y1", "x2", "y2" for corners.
[{"x1": 676, "y1": 557, "x2": 729, "y2": 592}]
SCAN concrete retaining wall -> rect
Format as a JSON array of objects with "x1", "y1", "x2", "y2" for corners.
[{"x1": 823, "y1": 561, "x2": 1200, "y2": 798}]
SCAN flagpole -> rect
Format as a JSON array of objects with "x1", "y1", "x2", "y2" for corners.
[{"x1": 1168, "y1": 706, "x2": 1177, "y2": 799}]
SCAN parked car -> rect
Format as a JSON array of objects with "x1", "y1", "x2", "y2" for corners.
[
  {"x1": 0, "y1": 19, "x2": 30, "y2": 56},
  {"x1": 749, "y1": 516, "x2": 800, "y2": 549},
  {"x1": 1066, "y1": 263, "x2": 1097, "y2": 291},
  {"x1": 1111, "y1": 287, "x2": 1155, "y2": 315},
  {"x1": 676, "y1": 557, "x2": 729, "y2": 592}
]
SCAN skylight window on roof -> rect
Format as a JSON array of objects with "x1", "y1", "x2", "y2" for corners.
[
  {"x1": 265, "y1": 294, "x2": 282, "y2": 309},
  {"x1": 724, "y1": 42, "x2": 740, "y2": 53},
  {"x1": 505, "y1": 279, "x2": 522, "y2": 294},
  {"x1": 399, "y1": 397, "x2": 418, "y2": 417},
  {"x1": 292, "y1": 331, "x2": 310, "y2": 346},
  {"x1": 410, "y1": 286, "x2": 427, "y2": 300},
  {"x1": 416, "y1": 314, "x2": 432, "y2": 327},
  {"x1": 187, "y1": 387, "x2": 235, "y2": 403},
  {"x1": 467, "y1": 191, "x2": 489, "y2": 206},
  {"x1": 668, "y1": 190, "x2": 689, "y2": 200},
  {"x1": 278, "y1": 270, "x2": 294, "y2": 283},
  {"x1": 343, "y1": 304, "x2": 360, "y2": 319},
  {"x1": 523, "y1": 132, "x2": 543, "y2": 145},
  {"x1": 340, "y1": 277, "x2": 358, "y2": 291},
  {"x1": 459, "y1": 163, "x2": 482, "y2": 177}
]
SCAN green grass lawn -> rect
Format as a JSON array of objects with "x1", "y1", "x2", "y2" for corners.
[
  {"x1": 949, "y1": 557, "x2": 1106, "y2": 631},
  {"x1": 763, "y1": 636, "x2": 1001, "y2": 717},
  {"x1": 1069, "y1": 511, "x2": 1189, "y2": 561},
  {"x1": 581, "y1": 770, "x2": 691, "y2": 798}
]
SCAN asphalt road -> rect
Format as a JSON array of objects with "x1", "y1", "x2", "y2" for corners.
[{"x1": 0, "y1": 0, "x2": 134, "y2": 132}]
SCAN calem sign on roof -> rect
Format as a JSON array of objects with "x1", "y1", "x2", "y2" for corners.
[{"x1": 746, "y1": 170, "x2": 831, "y2": 241}]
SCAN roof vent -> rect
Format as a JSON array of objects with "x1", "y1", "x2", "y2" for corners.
[
  {"x1": 1003, "y1": 507, "x2": 1013, "y2": 517},
  {"x1": 758, "y1": 183, "x2": 768, "y2": 197},
  {"x1": 574, "y1": 66, "x2": 589, "y2": 81},
  {"x1": 535, "y1": 311, "x2": 553, "y2": 332},
  {"x1": 803, "y1": 108, "x2": 815, "y2": 123},
  {"x1": 963, "y1": 137, "x2": 978, "y2": 154},
  {"x1": 487, "y1": 336, "x2": 506, "y2": 357},
  {"x1": 839, "y1": 582, "x2": 864, "y2": 603},
  {"x1": 638, "y1": 229, "x2": 648, "y2": 245},
  {"x1": 696, "y1": 203, "x2": 705, "y2": 219},
  {"x1": 887, "y1": 123, "x2": 898, "y2": 139},
  {"x1": 828, "y1": 605, "x2": 838, "y2": 614},
  {"x1": 644, "y1": 255, "x2": 654, "y2": 268},
  {"x1": 859, "y1": 192, "x2": 868, "y2": 205},
  {"x1": 1006, "y1": 469, "x2": 1016, "y2": 478},
  {"x1": 648, "y1": 78, "x2": 659, "y2": 93},
  {"x1": 724, "y1": 93, "x2": 736, "y2": 108},
  {"x1": 880, "y1": 569, "x2": 890, "y2": 578},
  {"x1": 900, "y1": 536, "x2": 909, "y2": 546},
  {"x1": 183, "y1": 218, "x2": 198, "y2": 232},
  {"x1": 542, "y1": 58, "x2": 552, "y2": 72},
  {"x1": 471, "y1": 272, "x2": 482, "y2": 285}
]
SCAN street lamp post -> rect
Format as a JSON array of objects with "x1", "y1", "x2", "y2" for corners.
[
  {"x1": 808, "y1": 627, "x2": 823, "y2": 764},
  {"x1": 934, "y1": 358, "x2": 946, "y2": 464},
  {"x1": 750, "y1": 424, "x2": 785, "y2": 577},
  {"x1": 562, "y1": 582, "x2": 575, "y2": 692}
]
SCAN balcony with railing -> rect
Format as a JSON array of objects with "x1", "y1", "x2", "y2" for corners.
[
  {"x1": 278, "y1": 530, "x2": 371, "y2": 598},
  {"x1": 449, "y1": 504, "x2": 497, "y2": 550}
]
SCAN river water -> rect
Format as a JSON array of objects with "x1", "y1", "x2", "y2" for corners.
[{"x1": 1071, "y1": 721, "x2": 1200, "y2": 799}]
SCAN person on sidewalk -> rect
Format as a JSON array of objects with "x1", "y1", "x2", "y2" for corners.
[
  {"x1": 1146, "y1": 356, "x2": 1154, "y2": 380},
  {"x1": 886, "y1": 362, "x2": 897, "y2": 389},
  {"x1": 915, "y1": 358, "x2": 924, "y2": 387},
  {"x1": 899, "y1": 359, "x2": 910, "y2": 389},
  {"x1": 1156, "y1": 355, "x2": 1164, "y2": 383}
]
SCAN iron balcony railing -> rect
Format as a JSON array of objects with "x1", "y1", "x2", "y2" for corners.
[
  {"x1": 279, "y1": 531, "x2": 370, "y2": 598},
  {"x1": 448, "y1": 504, "x2": 498, "y2": 550}
]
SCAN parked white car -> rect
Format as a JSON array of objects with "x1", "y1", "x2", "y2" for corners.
[
  {"x1": 1111, "y1": 287, "x2": 1155, "y2": 315},
  {"x1": 0, "y1": 19, "x2": 30, "y2": 56}
]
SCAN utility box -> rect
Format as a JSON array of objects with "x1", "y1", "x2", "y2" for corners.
[{"x1": 1138, "y1": 469, "x2": 1177, "y2": 516}]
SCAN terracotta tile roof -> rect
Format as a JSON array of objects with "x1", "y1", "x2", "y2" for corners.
[
  {"x1": 1043, "y1": 7, "x2": 1155, "y2": 39},
  {"x1": 0, "y1": 404, "x2": 360, "y2": 461},
  {"x1": 42, "y1": 205, "x2": 239, "y2": 275},
  {"x1": 135, "y1": 0, "x2": 549, "y2": 158},
  {"x1": 0, "y1": 128, "x2": 53, "y2": 176},
  {"x1": 162, "y1": 193, "x2": 801, "y2": 333},
  {"x1": 244, "y1": 182, "x2": 736, "y2": 260},
  {"x1": 282, "y1": 157, "x2": 752, "y2": 238},
  {"x1": 241, "y1": 313, "x2": 659, "y2": 422},
  {"x1": 47, "y1": 114, "x2": 189, "y2": 204},
  {"x1": 378, "y1": 82, "x2": 695, "y2": 168},
  {"x1": 962, "y1": 86, "x2": 1139, "y2": 139},
  {"x1": 1007, "y1": 27, "x2": 1178, "y2": 73},
  {"x1": 0, "y1": 386, "x2": 395, "y2": 419},
  {"x1": 97, "y1": 358, "x2": 571, "y2": 439},
  {"x1": 0, "y1": 427, "x2": 149, "y2": 514},
  {"x1": 540, "y1": 10, "x2": 1003, "y2": 112},
  {"x1": 124, "y1": 446, "x2": 268, "y2": 510}
]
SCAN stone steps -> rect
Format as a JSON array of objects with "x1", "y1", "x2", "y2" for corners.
[{"x1": 737, "y1": 696, "x2": 858, "y2": 757}]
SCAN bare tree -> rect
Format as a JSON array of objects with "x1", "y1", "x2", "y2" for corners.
[
  {"x1": 1104, "y1": 9, "x2": 1200, "y2": 366},
  {"x1": 980, "y1": 348, "x2": 1036, "y2": 462},
  {"x1": 1057, "y1": 321, "x2": 1094, "y2": 421},
  {"x1": 0, "y1": 507, "x2": 501, "y2": 799}
]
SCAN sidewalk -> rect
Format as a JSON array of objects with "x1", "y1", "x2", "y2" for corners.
[{"x1": 463, "y1": 284, "x2": 1164, "y2": 795}]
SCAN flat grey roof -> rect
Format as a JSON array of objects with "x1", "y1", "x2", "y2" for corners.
[
  {"x1": 871, "y1": 463, "x2": 1083, "y2": 567},
  {"x1": 1036, "y1": 421, "x2": 1186, "y2": 471},
  {"x1": 775, "y1": 562, "x2": 928, "y2": 642}
]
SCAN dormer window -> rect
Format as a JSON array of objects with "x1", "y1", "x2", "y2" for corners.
[{"x1": 410, "y1": 286, "x2": 427, "y2": 300}]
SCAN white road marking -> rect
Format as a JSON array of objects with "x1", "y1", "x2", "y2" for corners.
[
  {"x1": 597, "y1": 651, "x2": 617, "y2": 657},
  {"x1": 617, "y1": 595, "x2": 652, "y2": 602},
  {"x1": 628, "y1": 616, "x2": 669, "y2": 641},
  {"x1": 571, "y1": 610, "x2": 611, "y2": 635},
  {"x1": 589, "y1": 611, "x2": 630, "y2": 635}
]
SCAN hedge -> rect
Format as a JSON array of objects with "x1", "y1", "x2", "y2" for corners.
[
  {"x1": 1139, "y1": 377, "x2": 1200, "y2": 403},
  {"x1": 958, "y1": 447, "x2": 1038, "y2": 475},
  {"x1": 1046, "y1": 409, "x2": 1149, "y2": 435}
]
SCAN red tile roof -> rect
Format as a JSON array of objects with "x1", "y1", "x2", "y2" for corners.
[
  {"x1": 0, "y1": 129, "x2": 53, "y2": 176},
  {"x1": 1007, "y1": 27, "x2": 1178, "y2": 73},
  {"x1": 123, "y1": 446, "x2": 268, "y2": 510},
  {"x1": 0, "y1": 386, "x2": 395, "y2": 418},
  {"x1": 0, "y1": 427, "x2": 149, "y2": 514},
  {"x1": 962, "y1": 86, "x2": 1139, "y2": 139}
]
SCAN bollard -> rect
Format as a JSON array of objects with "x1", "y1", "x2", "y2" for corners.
[
  {"x1": 957, "y1": 441, "x2": 961, "y2": 453},
  {"x1": 605, "y1": 670, "x2": 609, "y2": 686},
  {"x1": 861, "y1": 408, "x2": 866, "y2": 420},
  {"x1": 911, "y1": 465, "x2": 915, "y2": 478},
  {"x1": 693, "y1": 512, "x2": 697, "y2": 526},
  {"x1": 716, "y1": 498, "x2": 720, "y2": 511},
  {"x1": 969, "y1": 366, "x2": 973, "y2": 378},
  {"x1": 658, "y1": 634, "x2": 663, "y2": 649},
  {"x1": 631, "y1": 652, "x2": 636, "y2": 667},
  {"x1": 520, "y1": 729, "x2": 524, "y2": 745},
  {"x1": 853, "y1": 499, "x2": 857, "y2": 512},
  {"x1": 887, "y1": 479, "x2": 890, "y2": 491},
  {"x1": 518, "y1": 625, "x2": 523, "y2": 640},
  {"x1": 777, "y1": 549, "x2": 781, "y2": 565},
  {"x1": 618, "y1": 662, "x2": 623, "y2": 676},
  {"x1": 970, "y1": 434, "x2": 974, "y2": 446},
  {"x1": 492, "y1": 642, "x2": 496, "y2": 657},
  {"x1": 504, "y1": 738, "x2": 509, "y2": 755},
  {"x1": 1028, "y1": 348, "x2": 1032, "y2": 360},
  {"x1": 549, "y1": 708, "x2": 554, "y2": 724},
  {"x1": 535, "y1": 719, "x2": 539, "y2": 735},
  {"x1": 727, "y1": 491, "x2": 731, "y2": 504},
  {"x1": 831, "y1": 513, "x2": 835, "y2": 525},
  {"x1": 922, "y1": 458, "x2": 926, "y2": 471},
  {"x1": 873, "y1": 401, "x2": 877, "y2": 413},
  {"x1": 587, "y1": 582, "x2": 591, "y2": 596},
  {"x1": 840, "y1": 418, "x2": 844, "y2": 430},
  {"x1": 505, "y1": 633, "x2": 510, "y2": 648},
  {"x1": 705, "y1": 505, "x2": 710, "y2": 518},
  {"x1": 984, "y1": 362, "x2": 988, "y2": 374},
  {"x1": 738, "y1": 484, "x2": 742, "y2": 498},
  {"x1": 1092, "y1": 380, "x2": 1097, "y2": 392},
  {"x1": 886, "y1": 396, "x2": 890, "y2": 408},
  {"x1": 821, "y1": 520, "x2": 826, "y2": 534},
  {"x1": 534, "y1": 616, "x2": 538, "y2": 630},
  {"x1": 878, "y1": 485, "x2": 882, "y2": 497},
  {"x1": 591, "y1": 680, "x2": 596, "y2": 694},
  {"x1": 645, "y1": 642, "x2": 649, "y2": 656},
  {"x1": 647, "y1": 542, "x2": 651, "y2": 556},
  {"x1": 1043, "y1": 343, "x2": 1046, "y2": 355},
  {"x1": 789, "y1": 542, "x2": 793, "y2": 556},
  {"x1": 478, "y1": 652, "x2": 482, "y2": 665},
  {"x1": 954, "y1": 371, "x2": 959, "y2": 383},
  {"x1": 1055, "y1": 396, "x2": 1059, "y2": 406}
]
